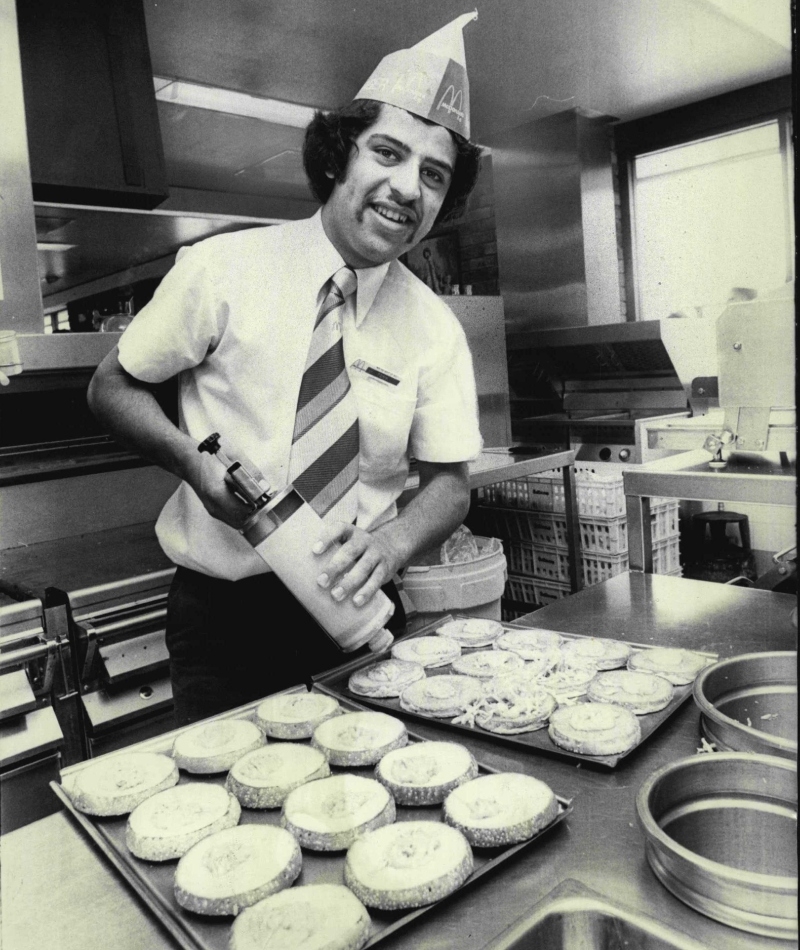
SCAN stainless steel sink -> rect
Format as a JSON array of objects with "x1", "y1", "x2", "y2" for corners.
[{"x1": 481, "y1": 880, "x2": 709, "y2": 950}]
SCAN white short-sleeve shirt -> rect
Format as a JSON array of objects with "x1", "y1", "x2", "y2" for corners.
[{"x1": 118, "y1": 211, "x2": 482, "y2": 580}]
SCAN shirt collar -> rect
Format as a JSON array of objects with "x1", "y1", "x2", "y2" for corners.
[{"x1": 306, "y1": 210, "x2": 391, "y2": 328}]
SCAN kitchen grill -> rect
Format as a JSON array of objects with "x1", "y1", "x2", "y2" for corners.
[{"x1": 507, "y1": 321, "x2": 690, "y2": 463}]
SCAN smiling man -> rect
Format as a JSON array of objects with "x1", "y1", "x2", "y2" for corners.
[
  {"x1": 318, "y1": 106, "x2": 458, "y2": 266},
  {"x1": 88, "y1": 14, "x2": 484, "y2": 726}
]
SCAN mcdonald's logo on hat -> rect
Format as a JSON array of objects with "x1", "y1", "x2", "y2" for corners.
[{"x1": 353, "y1": 12, "x2": 477, "y2": 140}]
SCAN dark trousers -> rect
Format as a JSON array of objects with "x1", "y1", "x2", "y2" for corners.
[{"x1": 165, "y1": 565, "x2": 406, "y2": 727}]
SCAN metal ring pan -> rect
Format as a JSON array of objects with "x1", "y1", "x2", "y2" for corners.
[
  {"x1": 636, "y1": 752, "x2": 797, "y2": 940},
  {"x1": 693, "y1": 651, "x2": 797, "y2": 759}
]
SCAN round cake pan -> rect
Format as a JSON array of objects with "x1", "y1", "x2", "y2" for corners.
[
  {"x1": 636, "y1": 752, "x2": 797, "y2": 940},
  {"x1": 693, "y1": 651, "x2": 797, "y2": 760}
]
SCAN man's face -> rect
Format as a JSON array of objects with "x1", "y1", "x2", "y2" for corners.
[{"x1": 321, "y1": 104, "x2": 457, "y2": 268}]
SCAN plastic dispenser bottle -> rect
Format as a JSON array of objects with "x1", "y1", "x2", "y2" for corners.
[{"x1": 199, "y1": 434, "x2": 394, "y2": 654}]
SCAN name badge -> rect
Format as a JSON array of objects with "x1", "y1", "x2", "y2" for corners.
[{"x1": 351, "y1": 359, "x2": 401, "y2": 388}]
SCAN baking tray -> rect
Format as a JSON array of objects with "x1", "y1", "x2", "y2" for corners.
[
  {"x1": 315, "y1": 616, "x2": 718, "y2": 769},
  {"x1": 52, "y1": 687, "x2": 572, "y2": 950}
]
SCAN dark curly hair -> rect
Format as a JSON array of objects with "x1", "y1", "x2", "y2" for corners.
[{"x1": 302, "y1": 99, "x2": 482, "y2": 226}]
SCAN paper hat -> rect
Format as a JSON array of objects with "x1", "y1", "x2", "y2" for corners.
[{"x1": 353, "y1": 12, "x2": 478, "y2": 139}]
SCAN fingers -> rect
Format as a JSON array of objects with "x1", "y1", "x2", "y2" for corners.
[
  {"x1": 316, "y1": 526, "x2": 369, "y2": 587},
  {"x1": 350, "y1": 567, "x2": 389, "y2": 608},
  {"x1": 316, "y1": 527, "x2": 397, "y2": 608},
  {"x1": 312, "y1": 520, "x2": 354, "y2": 555},
  {"x1": 194, "y1": 454, "x2": 253, "y2": 529},
  {"x1": 329, "y1": 551, "x2": 387, "y2": 607},
  {"x1": 203, "y1": 485, "x2": 253, "y2": 528}
]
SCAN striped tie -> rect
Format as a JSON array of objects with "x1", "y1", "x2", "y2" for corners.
[{"x1": 288, "y1": 266, "x2": 360, "y2": 523}]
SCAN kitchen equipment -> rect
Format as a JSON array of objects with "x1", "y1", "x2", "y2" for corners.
[
  {"x1": 507, "y1": 322, "x2": 690, "y2": 464},
  {"x1": 684, "y1": 509, "x2": 756, "y2": 583},
  {"x1": 52, "y1": 686, "x2": 572, "y2": 950},
  {"x1": 70, "y1": 569, "x2": 176, "y2": 757},
  {"x1": 315, "y1": 615, "x2": 717, "y2": 769},
  {"x1": 693, "y1": 651, "x2": 797, "y2": 759},
  {"x1": 623, "y1": 450, "x2": 796, "y2": 573},
  {"x1": 642, "y1": 292, "x2": 796, "y2": 458},
  {"x1": 636, "y1": 752, "x2": 797, "y2": 940},
  {"x1": 0, "y1": 596, "x2": 68, "y2": 831},
  {"x1": 199, "y1": 433, "x2": 394, "y2": 654}
]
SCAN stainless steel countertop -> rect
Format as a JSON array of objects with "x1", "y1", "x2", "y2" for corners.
[
  {"x1": 399, "y1": 448, "x2": 576, "y2": 502},
  {"x1": 1, "y1": 573, "x2": 796, "y2": 950}
]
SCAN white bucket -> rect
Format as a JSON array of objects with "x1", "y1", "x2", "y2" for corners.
[{"x1": 401, "y1": 536, "x2": 507, "y2": 630}]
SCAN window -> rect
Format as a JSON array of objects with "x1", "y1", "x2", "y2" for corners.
[
  {"x1": 44, "y1": 310, "x2": 71, "y2": 333},
  {"x1": 629, "y1": 117, "x2": 793, "y2": 321},
  {"x1": 44, "y1": 310, "x2": 70, "y2": 333}
]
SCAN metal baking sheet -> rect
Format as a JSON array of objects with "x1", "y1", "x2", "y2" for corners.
[
  {"x1": 52, "y1": 687, "x2": 572, "y2": 950},
  {"x1": 315, "y1": 616, "x2": 718, "y2": 769}
]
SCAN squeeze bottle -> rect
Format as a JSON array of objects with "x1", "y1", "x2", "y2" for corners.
[{"x1": 199, "y1": 434, "x2": 394, "y2": 654}]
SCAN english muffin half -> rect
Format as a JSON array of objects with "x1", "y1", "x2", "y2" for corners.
[
  {"x1": 443, "y1": 772, "x2": 558, "y2": 847},
  {"x1": 281, "y1": 773, "x2": 395, "y2": 851},
  {"x1": 174, "y1": 824, "x2": 301, "y2": 915},
  {"x1": 345, "y1": 821, "x2": 473, "y2": 910},
  {"x1": 126, "y1": 783, "x2": 241, "y2": 861},
  {"x1": 587, "y1": 670, "x2": 674, "y2": 714},
  {"x1": 548, "y1": 702, "x2": 641, "y2": 756},
  {"x1": 173, "y1": 719, "x2": 264, "y2": 774},
  {"x1": 255, "y1": 692, "x2": 341, "y2": 739},
  {"x1": 229, "y1": 884, "x2": 371, "y2": 950},
  {"x1": 375, "y1": 741, "x2": 478, "y2": 805},
  {"x1": 312, "y1": 711, "x2": 408, "y2": 767},
  {"x1": 226, "y1": 743, "x2": 330, "y2": 809},
  {"x1": 70, "y1": 751, "x2": 179, "y2": 817}
]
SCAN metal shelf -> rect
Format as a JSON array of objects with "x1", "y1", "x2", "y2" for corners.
[{"x1": 623, "y1": 449, "x2": 796, "y2": 572}]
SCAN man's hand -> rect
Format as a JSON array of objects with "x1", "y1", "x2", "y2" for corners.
[
  {"x1": 311, "y1": 460, "x2": 470, "y2": 608},
  {"x1": 88, "y1": 350, "x2": 261, "y2": 533},
  {"x1": 186, "y1": 452, "x2": 256, "y2": 530},
  {"x1": 313, "y1": 521, "x2": 409, "y2": 608}
]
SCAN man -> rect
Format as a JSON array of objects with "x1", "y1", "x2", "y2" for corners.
[{"x1": 88, "y1": 14, "x2": 483, "y2": 725}]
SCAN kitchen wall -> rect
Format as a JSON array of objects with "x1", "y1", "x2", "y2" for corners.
[
  {"x1": 0, "y1": 0, "x2": 43, "y2": 333},
  {"x1": 422, "y1": 153, "x2": 501, "y2": 297}
]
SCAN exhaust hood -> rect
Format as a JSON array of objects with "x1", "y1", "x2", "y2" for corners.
[{"x1": 488, "y1": 109, "x2": 624, "y2": 334}]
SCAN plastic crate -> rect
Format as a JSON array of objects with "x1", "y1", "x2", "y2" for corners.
[
  {"x1": 652, "y1": 500, "x2": 680, "y2": 540},
  {"x1": 474, "y1": 503, "x2": 679, "y2": 556},
  {"x1": 507, "y1": 544, "x2": 629, "y2": 586},
  {"x1": 506, "y1": 537, "x2": 681, "y2": 586},
  {"x1": 652, "y1": 536, "x2": 682, "y2": 575},
  {"x1": 501, "y1": 601, "x2": 531, "y2": 622},
  {"x1": 478, "y1": 462, "x2": 674, "y2": 519},
  {"x1": 505, "y1": 574, "x2": 570, "y2": 607},
  {"x1": 501, "y1": 596, "x2": 547, "y2": 621},
  {"x1": 472, "y1": 507, "x2": 563, "y2": 546}
]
